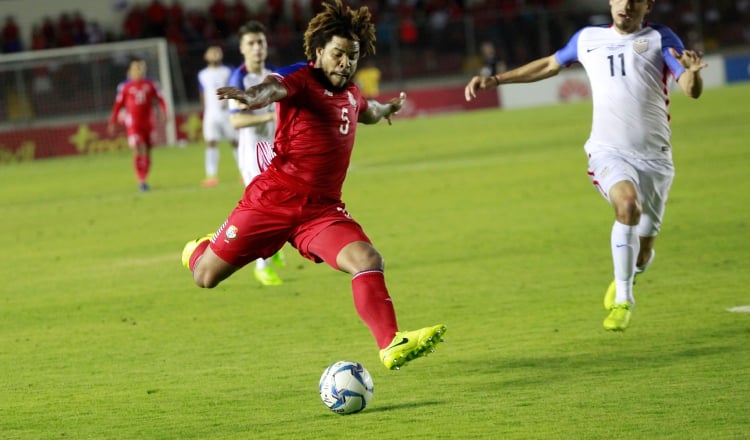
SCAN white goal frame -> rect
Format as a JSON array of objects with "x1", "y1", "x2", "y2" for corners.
[{"x1": 0, "y1": 38, "x2": 177, "y2": 146}]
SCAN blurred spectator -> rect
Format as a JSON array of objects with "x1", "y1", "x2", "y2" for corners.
[
  {"x1": 478, "y1": 40, "x2": 506, "y2": 77},
  {"x1": 30, "y1": 25, "x2": 48, "y2": 50},
  {"x1": 166, "y1": 16, "x2": 187, "y2": 56},
  {"x1": 56, "y1": 13, "x2": 76, "y2": 47},
  {"x1": 123, "y1": 6, "x2": 145, "y2": 39},
  {"x1": 86, "y1": 21, "x2": 106, "y2": 44},
  {"x1": 2, "y1": 15, "x2": 22, "y2": 52},
  {"x1": 267, "y1": 0, "x2": 284, "y2": 30},
  {"x1": 41, "y1": 16, "x2": 55, "y2": 43},
  {"x1": 209, "y1": 0, "x2": 229, "y2": 37},
  {"x1": 169, "y1": 0, "x2": 185, "y2": 23},
  {"x1": 71, "y1": 11, "x2": 87, "y2": 44},
  {"x1": 228, "y1": 0, "x2": 249, "y2": 34},
  {"x1": 291, "y1": 0, "x2": 309, "y2": 32},
  {"x1": 146, "y1": 0, "x2": 168, "y2": 37}
]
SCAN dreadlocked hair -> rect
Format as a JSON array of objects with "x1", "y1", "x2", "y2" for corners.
[{"x1": 303, "y1": 0, "x2": 376, "y2": 61}]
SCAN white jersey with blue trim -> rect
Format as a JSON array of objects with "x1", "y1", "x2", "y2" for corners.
[
  {"x1": 198, "y1": 65, "x2": 233, "y2": 118},
  {"x1": 555, "y1": 23, "x2": 686, "y2": 160},
  {"x1": 228, "y1": 65, "x2": 275, "y2": 146}
]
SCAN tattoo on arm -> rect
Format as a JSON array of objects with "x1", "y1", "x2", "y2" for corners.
[{"x1": 243, "y1": 81, "x2": 286, "y2": 109}]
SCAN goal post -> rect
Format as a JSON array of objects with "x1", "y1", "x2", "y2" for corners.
[{"x1": 0, "y1": 38, "x2": 180, "y2": 151}]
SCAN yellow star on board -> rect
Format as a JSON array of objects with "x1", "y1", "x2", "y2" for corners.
[
  {"x1": 69, "y1": 124, "x2": 99, "y2": 153},
  {"x1": 181, "y1": 113, "x2": 203, "y2": 143}
]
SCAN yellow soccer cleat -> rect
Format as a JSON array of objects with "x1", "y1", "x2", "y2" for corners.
[
  {"x1": 181, "y1": 234, "x2": 213, "y2": 269},
  {"x1": 380, "y1": 324, "x2": 447, "y2": 370},
  {"x1": 603, "y1": 279, "x2": 616, "y2": 310},
  {"x1": 254, "y1": 266, "x2": 282, "y2": 286},
  {"x1": 603, "y1": 303, "x2": 632, "y2": 332}
]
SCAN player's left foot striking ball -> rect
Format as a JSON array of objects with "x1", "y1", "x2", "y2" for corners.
[
  {"x1": 380, "y1": 324, "x2": 447, "y2": 370},
  {"x1": 181, "y1": 234, "x2": 212, "y2": 269},
  {"x1": 603, "y1": 303, "x2": 632, "y2": 331}
]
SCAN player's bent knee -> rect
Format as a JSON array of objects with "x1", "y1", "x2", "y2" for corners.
[{"x1": 337, "y1": 242, "x2": 384, "y2": 273}]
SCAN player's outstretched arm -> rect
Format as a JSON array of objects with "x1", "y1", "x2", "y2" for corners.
[
  {"x1": 464, "y1": 54, "x2": 563, "y2": 101},
  {"x1": 670, "y1": 48, "x2": 706, "y2": 99},
  {"x1": 359, "y1": 92, "x2": 406, "y2": 125},
  {"x1": 217, "y1": 78, "x2": 287, "y2": 110}
]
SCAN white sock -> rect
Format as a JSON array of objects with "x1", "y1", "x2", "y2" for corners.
[
  {"x1": 255, "y1": 257, "x2": 268, "y2": 269},
  {"x1": 205, "y1": 147, "x2": 219, "y2": 178},
  {"x1": 636, "y1": 248, "x2": 655, "y2": 274},
  {"x1": 611, "y1": 220, "x2": 639, "y2": 304}
]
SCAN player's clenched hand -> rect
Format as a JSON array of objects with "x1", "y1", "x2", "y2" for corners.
[
  {"x1": 217, "y1": 86, "x2": 247, "y2": 104},
  {"x1": 384, "y1": 92, "x2": 406, "y2": 125},
  {"x1": 464, "y1": 75, "x2": 497, "y2": 102}
]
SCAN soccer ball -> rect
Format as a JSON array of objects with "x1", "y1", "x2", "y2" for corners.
[{"x1": 319, "y1": 360, "x2": 374, "y2": 415}]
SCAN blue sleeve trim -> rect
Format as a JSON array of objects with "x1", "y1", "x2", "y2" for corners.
[
  {"x1": 273, "y1": 62, "x2": 308, "y2": 78},
  {"x1": 555, "y1": 28, "x2": 583, "y2": 66},
  {"x1": 652, "y1": 23, "x2": 686, "y2": 78}
]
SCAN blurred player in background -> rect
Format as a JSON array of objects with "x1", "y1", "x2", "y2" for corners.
[
  {"x1": 198, "y1": 45, "x2": 238, "y2": 187},
  {"x1": 228, "y1": 20, "x2": 285, "y2": 286},
  {"x1": 478, "y1": 40, "x2": 506, "y2": 78},
  {"x1": 465, "y1": 0, "x2": 706, "y2": 331},
  {"x1": 108, "y1": 57, "x2": 167, "y2": 192},
  {"x1": 182, "y1": 0, "x2": 446, "y2": 370}
]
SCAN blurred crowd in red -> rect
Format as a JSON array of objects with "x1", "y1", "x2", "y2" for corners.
[
  {"x1": 4, "y1": 0, "x2": 750, "y2": 55},
  {"x1": 2, "y1": 0, "x2": 749, "y2": 99}
]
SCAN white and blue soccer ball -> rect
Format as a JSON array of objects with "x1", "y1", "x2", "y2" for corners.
[{"x1": 319, "y1": 360, "x2": 374, "y2": 415}]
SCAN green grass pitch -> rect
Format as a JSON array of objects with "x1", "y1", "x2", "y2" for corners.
[{"x1": 1, "y1": 83, "x2": 748, "y2": 439}]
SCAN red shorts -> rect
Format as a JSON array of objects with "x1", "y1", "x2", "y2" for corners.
[
  {"x1": 126, "y1": 128, "x2": 153, "y2": 149},
  {"x1": 209, "y1": 168, "x2": 371, "y2": 269}
]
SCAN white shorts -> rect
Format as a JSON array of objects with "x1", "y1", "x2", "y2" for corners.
[
  {"x1": 586, "y1": 150, "x2": 675, "y2": 237},
  {"x1": 202, "y1": 112, "x2": 237, "y2": 142}
]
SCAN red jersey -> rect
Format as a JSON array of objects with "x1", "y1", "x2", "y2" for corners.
[
  {"x1": 109, "y1": 78, "x2": 166, "y2": 133},
  {"x1": 269, "y1": 63, "x2": 369, "y2": 200}
]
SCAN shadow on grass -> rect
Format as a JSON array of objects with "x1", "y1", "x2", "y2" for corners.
[{"x1": 364, "y1": 400, "x2": 444, "y2": 413}]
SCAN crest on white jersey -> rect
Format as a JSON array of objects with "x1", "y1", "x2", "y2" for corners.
[{"x1": 633, "y1": 38, "x2": 649, "y2": 54}]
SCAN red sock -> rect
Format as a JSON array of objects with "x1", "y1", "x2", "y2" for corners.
[
  {"x1": 189, "y1": 240, "x2": 210, "y2": 271},
  {"x1": 142, "y1": 155, "x2": 151, "y2": 180},
  {"x1": 352, "y1": 270, "x2": 398, "y2": 348},
  {"x1": 134, "y1": 154, "x2": 150, "y2": 182}
]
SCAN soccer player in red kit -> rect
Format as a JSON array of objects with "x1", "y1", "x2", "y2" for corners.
[
  {"x1": 108, "y1": 57, "x2": 167, "y2": 192},
  {"x1": 181, "y1": 0, "x2": 446, "y2": 370}
]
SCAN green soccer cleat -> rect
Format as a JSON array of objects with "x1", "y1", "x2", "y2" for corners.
[
  {"x1": 603, "y1": 303, "x2": 632, "y2": 331},
  {"x1": 254, "y1": 266, "x2": 282, "y2": 286},
  {"x1": 181, "y1": 234, "x2": 212, "y2": 269},
  {"x1": 603, "y1": 279, "x2": 616, "y2": 310},
  {"x1": 380, "y1": 324, "x2": 447, "y2": 370},
  {"x1": 269, "y1": 249, "x2": 286, "y2": 269}
]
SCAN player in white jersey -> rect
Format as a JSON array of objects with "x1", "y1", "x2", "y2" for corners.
[
  {"x1": 228, "y1": 20, "x2": 285, "y2": 286},
  {"x1": 198, "y1": 46, "x2": 239, "y2": 187},
  {"x1": 464, "y1": 0, "x2": 706, "y2": 331}
]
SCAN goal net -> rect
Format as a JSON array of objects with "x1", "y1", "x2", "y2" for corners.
[{"x1": 0, "y1": 38, "x2": 181, "y2": 161}]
